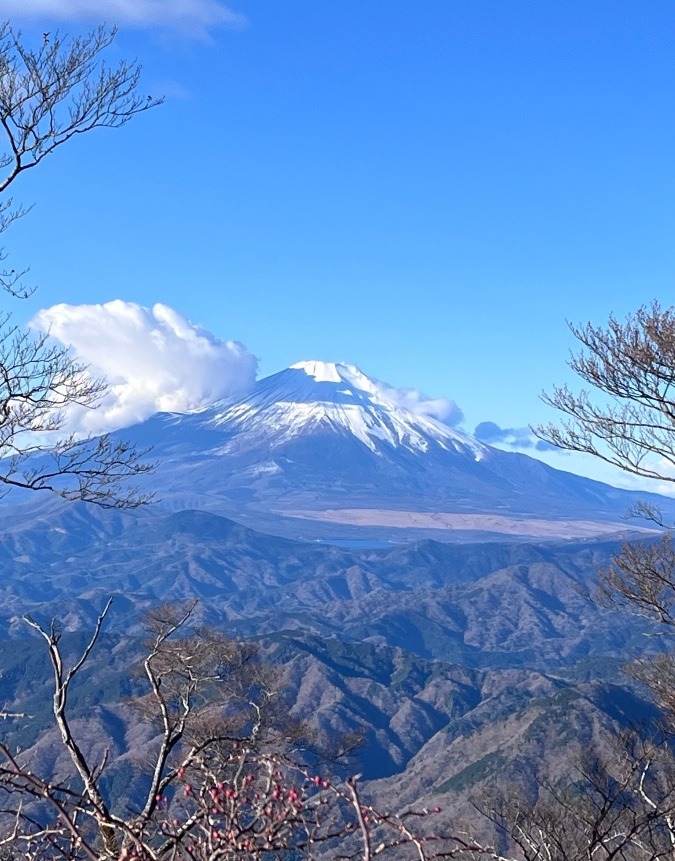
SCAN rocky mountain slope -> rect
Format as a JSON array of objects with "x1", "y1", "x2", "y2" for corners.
[{"x1": 0, "y1": 499, "x2": 665, "y2": 829}]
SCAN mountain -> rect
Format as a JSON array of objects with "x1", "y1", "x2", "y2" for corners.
[
  {"x1": 0, "y1": 500, "x2": 664, "y2": 833},
  {"x1": 116, "y1": 360, "x2": 672, "y2": 540},
  {"x1": 209, "y1": 360, "x2": 487, "y2": 459},
  {"x1": 0, "y1": 502, "x2": 653, "y2": 663}
]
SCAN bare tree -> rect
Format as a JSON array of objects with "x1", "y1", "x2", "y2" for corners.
[
  {"x1": 480, "y1": 735, "x2": 675, "y2": 861},
  {"x1": 493, "y1": 302, "x2": 675, "y2": 859},
  {"x1": 534, "y1": 301, "x2": 675, "y2": 689},
  {"x1": 535, "y1": 301, "x2": 675, "y2": 689},
  {"x1": 594, "y1": 534, "x2": 675, "y2": 734},
  {"x1": 598, "y1": 535, "x2": 675, "y2": 628},
  {"x1": 0, "y1": 23, "x2": 161, "y2": 508},
  {"x1": 0, "y1": 602, "x2": 509, "y2": 861},
  {"x1": 3, "y1": 600, "x2": 274, "y2": 859},
  {"x1": 536, "y1": 302, "x2": 675, "y2": 488}
]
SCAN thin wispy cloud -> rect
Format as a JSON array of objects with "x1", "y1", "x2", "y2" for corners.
[
  {"x1": 31, "y1": 300, "x2": 258, "y2": 434},
  {"x1": 0, "y1": 0, "x2": 246, "y2": 39}
]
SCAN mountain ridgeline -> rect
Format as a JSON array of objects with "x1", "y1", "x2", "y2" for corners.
[{"x1": 0, "y1": 500, "x2": 666, "y2": 829}]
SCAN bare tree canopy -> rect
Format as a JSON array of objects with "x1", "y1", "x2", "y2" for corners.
[
  {"x1": 0, "y1": 24, "x2": 162, "y2": 297},
  {"x1": 482, "y1": 734, "x2": 675, "y2": 861},
  {"x1": 599, "y1": 534, "x2": 675, "y2": 628},
  {"x1": 0, "y1": 23, "x2": 161, "y2": 508},
  {"x1": 535, "y1": 299, "x2": 675, "y2": 682},
  {"x1": 536, "y1": 302, "x2": 675, "y2": 485},
  {"x1": 0, "y1": 602, "x2": 500, "y2": 861}
]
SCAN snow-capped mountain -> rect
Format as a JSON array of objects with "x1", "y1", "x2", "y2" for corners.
[
  {"x1": 123, "y1": 360, "x2": 673, "y2": 540},
  {"x1": 208, "y1": 361, "x2": 486, "y2": 459}
]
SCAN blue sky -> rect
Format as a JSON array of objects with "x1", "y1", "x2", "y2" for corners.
[{"x1": 1, "y1": 0, "x2": 674, "y2": 489}]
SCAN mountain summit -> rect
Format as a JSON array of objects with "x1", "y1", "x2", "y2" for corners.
[
  {"x1": 123, "y1": 360, "x2": 670, "y2": 540},
  {"x1": 207, "y1": 360, "x2": 485, "y2": 460}
]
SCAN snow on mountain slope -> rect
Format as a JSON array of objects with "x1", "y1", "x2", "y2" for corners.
[
  {"x1": 102, "y1": 359, "x2": 675, "y2": 539},
  {"x1": 207, "y1": 361, "x2": 487, "y2": 459}
]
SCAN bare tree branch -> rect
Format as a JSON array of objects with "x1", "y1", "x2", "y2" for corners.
[
  {"x1": 0, "y1": 23, "x2": 161, "y2": 509},
  {"x1": 535, "y1": 302, "x2": 675, "y2": 489}
]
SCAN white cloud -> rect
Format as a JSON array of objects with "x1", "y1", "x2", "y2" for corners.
[
  {"x1": 30, "y1": 300, "x2": 258, "y2": 434},
  {"x1": 375, "y1": 382, "x2": 464, "y2": 426},
  {"x1": 0, "y1": 0, "x2": 246, "y2": 38}
]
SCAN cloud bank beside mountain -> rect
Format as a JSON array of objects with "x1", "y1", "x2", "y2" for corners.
[
  {"x1": 30, "y1": 300, "x2": 467, "y2": 437},
  {"x1": 31, "y1": 300, "x2": 258, "y2": 433},
  {"x1": 27, "y1": 299, "x2": 666, "y2": 494}
]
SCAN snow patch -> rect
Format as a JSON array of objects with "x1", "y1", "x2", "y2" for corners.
[{"x1": 291, "y1": 360, "x2": 342, "y2": 383}]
